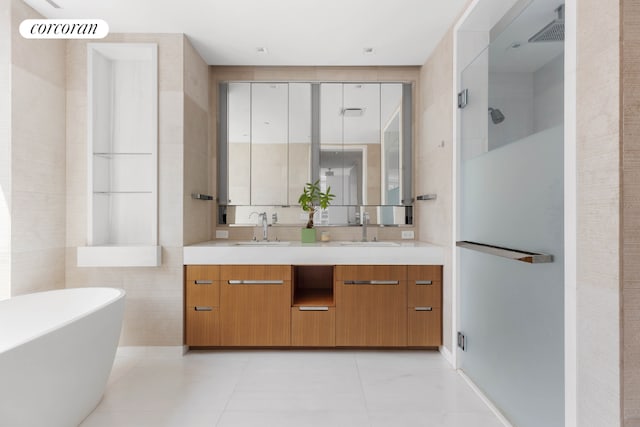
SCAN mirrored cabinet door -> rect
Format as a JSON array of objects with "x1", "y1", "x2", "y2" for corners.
[
  {"x1": 381, "y1": 84, "x2": 403, "y2": 205},
  {"x1": 227, "y1": 83, "x2": 251, "y2": 205},
  {"x1": 288, "y1": 83, "x2": 312, "y2": 203},
  {"x1": 320, "y1": 83, "x2": 346, "y2": 223},
  {"x1": 343, "y1": 83, "x2": 380, "y2": 206},
  {"x1": 251, "y1": 83, "x2": 288, "y2": 205}
]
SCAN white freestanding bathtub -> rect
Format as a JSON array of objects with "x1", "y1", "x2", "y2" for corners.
[{"x1": 0, "y1": 287, "x2": 126, "y2": 427}]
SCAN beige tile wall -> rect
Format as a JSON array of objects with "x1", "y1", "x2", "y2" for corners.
[
  {"x1": 65, "y1": 34, "x2": 187, "y2": 345},
  {"x1": 0, "y1": 0, "x2": 11, "y2": 300},
  {"x1": 9, "y1": 0, "x2": 66, "y2": 296},
  {"x1": 418, "y1": 28, "x2": 455, "y2": 353},
  {"x1": 622, "y1": 0, "x2": 640, "y2": 424},
  {"x1": 576, "y1": 0, "x2": 622, "y2": 425},
  {"x1": 209, "y1": 66, "x2": 419, "y2": 240},
  {"x1": 183, "y1": 37, "x2": 211, "y2": 245}
]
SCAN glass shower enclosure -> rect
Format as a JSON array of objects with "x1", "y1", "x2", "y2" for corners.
[{"x1": 457, "y1": 1, "x2": 565, "y2": 426}]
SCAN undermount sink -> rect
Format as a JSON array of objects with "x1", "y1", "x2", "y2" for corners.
[
  {"x1": 339, "y1": 241, "x2": 400, "y2": 247},
  {"x1": 234, "y1": 241, "x2": 291, "y2": 246}
]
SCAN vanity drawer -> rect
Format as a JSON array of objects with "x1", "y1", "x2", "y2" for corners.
[
  {"x1": 407, "y1": 307, "x2": 441, "y2": 347},
  {"x1": 220, "y1": 265, "x2": 292, "y2": 282},
  {"x1": 291, "y1": 307, "x2": 336, "y2": 347},
  {"x1": 407, "y1": 266, "x2": 442, "y2": 308},
  {"x1": 185, "y1": 265, "x2": 220, "y2": 306},
  {"x1": 407, "y1": 280, "x2": 441, "y2": 308},
  {"x1": 185, "y1": 305, "x2": 220, "y2": 346}
]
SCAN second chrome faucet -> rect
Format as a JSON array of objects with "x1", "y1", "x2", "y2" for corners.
[
  {"x1": 250, "y1": 211, "x2": 268, "y2": 241},
  {"x1": 361, "y1": 211, "x2": 369, "y2": 242}
]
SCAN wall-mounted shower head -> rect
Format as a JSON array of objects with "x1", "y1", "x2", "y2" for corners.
[
  {"x1": 488, "y1": 107, "x2": 505, "y2": 124},
  {"x1": 528, "y1": 4, "x2": 565, "y2": 43}
]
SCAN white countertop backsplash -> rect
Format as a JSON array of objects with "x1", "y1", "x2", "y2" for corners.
[{"x1": 183, "y1": 240, "x2": 444, "y2": 265}]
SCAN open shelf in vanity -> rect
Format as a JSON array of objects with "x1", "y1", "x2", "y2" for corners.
[{"x1": 292, "y1": 265, "x2": 335, "y2": 307}]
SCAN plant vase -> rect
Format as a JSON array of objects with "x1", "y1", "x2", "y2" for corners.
[{"x1": 301, "y1": 228, "x2": 316, "y2": 243}]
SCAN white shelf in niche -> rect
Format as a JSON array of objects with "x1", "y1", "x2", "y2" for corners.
[{"x1": 81, "y1": 42, "x2": 160, "y2": 268}]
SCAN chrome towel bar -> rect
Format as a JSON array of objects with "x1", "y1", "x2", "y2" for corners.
[{"x1": 456, "y1": 241, "x2": 553, "y2": 264}]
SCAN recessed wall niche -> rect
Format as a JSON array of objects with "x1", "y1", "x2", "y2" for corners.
[{"x1": 77, "y1": 43, "x2": 161, "y2": 267}]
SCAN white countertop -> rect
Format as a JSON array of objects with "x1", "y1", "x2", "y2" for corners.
[{"x1": 183, "y1": 240, "x2": 444, "y2": 265}]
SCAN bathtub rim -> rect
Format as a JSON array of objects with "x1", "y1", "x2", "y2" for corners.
[{"x1": 0, "y1": 287, "x2": 126, "y2": 354}]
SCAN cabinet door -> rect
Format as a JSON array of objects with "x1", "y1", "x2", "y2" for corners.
[
  {"x1": 335, "y1": 265, "x2": 407, "y2": 347},
  {"x1": 291, "y1": 307, "x2": 335, "y2": 347},
  {"x1": 185, "y1": 266, "x2": 220, "y2": 346},
  {"x1": 220, "y1": 265, "x2": 292, "y2": 346}
]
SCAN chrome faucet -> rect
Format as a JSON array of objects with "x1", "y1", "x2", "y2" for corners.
[
  {"x1": 250, "y1": 211, "x2": 269, "y2": 241},
  {"x1": 361, "y1": 211, "x2": 369, "y2": 242}
]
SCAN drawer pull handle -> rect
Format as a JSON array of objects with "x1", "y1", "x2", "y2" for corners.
[
  {"x1": 228, "y1": 280, "x2": 284, "y2": 285},
  {"x1": 299, "y1": 306, "x2": 329, "y2": 311},
  {"x1": 344, "y1": 280, "x2": 399, "y2": 285},
  {"x1": 194, "y1": 280, "x2": 213, "y2": 285},
  {"x1": 194, "y1": 306, "x2": 213, "y2": 311},
  {"x1": 415, "y1": 307, "x2": 433, "y2": 311},
  {"x1": 415, "y1": 280, "x2": 432, "y2": 285}
]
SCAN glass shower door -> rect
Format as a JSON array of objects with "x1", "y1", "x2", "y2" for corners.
[{"x1": 458, "y1": 2, "x2": 565, "y2": 426}]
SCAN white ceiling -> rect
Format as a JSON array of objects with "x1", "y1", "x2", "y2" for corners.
[{"x1": 22, "y1": 0, "x2": 468, "y2": 66}]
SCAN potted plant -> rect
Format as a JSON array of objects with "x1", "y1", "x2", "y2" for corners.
[{"x1": 298, "y1": 180, "x2": 335, "y2": 243}]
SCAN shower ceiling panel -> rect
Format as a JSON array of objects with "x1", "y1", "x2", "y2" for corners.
[{"x1": 489, "y1": 0, "x2": 565, "y2": 73}]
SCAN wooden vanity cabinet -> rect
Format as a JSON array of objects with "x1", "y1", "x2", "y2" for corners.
[
  {"x1": 407, "y1": 265, "x2": 442, "y2": 347},
  {"x1": 184, "y1": 263, "x2": 442, "y2": 349},
  {"x1": 335, "y1": 265, "x2": 407, "y2": 347},
  {"x1": 220, "y1": 265, "x2": 292, "y2": 346},
  {"x1": 184, "y1": 265, "x2": 220, "y2": 346}
]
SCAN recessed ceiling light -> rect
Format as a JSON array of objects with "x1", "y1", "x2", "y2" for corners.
[
  {"x1": 363, "y1": 47, "x2": 375, "y2": 55},
  {"x1": 256, "y1": 47, "x2": 268, "y2": 54},
  {"x1": 45, "y1": 0, "x2": 61, "y2": 8}
]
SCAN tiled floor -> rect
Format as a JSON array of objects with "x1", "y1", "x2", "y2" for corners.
[{"x1": 80, "y1": 349, "x2": 504, "y2": 427}]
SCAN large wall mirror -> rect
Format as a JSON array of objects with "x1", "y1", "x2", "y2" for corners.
[{"x1": 218, "y1": 82, "x2": 413, "y2": 226}]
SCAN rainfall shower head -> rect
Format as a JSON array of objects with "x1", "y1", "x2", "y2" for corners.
[
  {"x1": 488, "y1": 107, "x2": 505, "y2": 124},
  {"x1": 528, "y1": 4, "x2": 565, "y2": 42}
]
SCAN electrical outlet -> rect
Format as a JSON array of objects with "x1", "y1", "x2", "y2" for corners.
[
  {"x1": 401, "y1": 230, "x2": 414, "y2": 240},
  {"x1": 215, "y1": 230, "x2": 229, "y2": 239}
]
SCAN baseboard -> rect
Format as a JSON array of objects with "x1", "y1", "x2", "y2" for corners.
[
  {"x1": 458, "y1": 370, "x2": 514, "y2": 427},
  {"x1": 439, "y1": 345, "x2": 455, "y2": 367}
]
